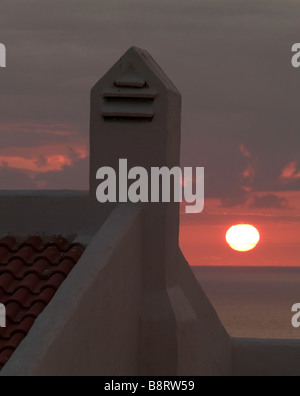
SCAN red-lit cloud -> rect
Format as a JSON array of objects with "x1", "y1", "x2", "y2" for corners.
[
  {"x1": 239, "y1": 143, "x2": 252, "y2": 159},
  {"x1": 281, "y1": 161, "x2": 300, "y2": 181},
  {"x1": 0, "y1": 121, "x2": 88, "y2": 189},
  {"x1": 0, "y1": 143, "x2": 87, "y2": 174}
]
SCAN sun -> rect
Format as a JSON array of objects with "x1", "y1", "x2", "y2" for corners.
[{"x1": 226, "y1": 224, "x2": 260, "y2": 252}]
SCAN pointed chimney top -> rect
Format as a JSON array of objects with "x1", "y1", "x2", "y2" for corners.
[
  {"x1": 90, "y1": 46, "x2": 181, "y2": 210},
  {"x1": 115, "y1": 63, "x2": 146, "y2": 88}
]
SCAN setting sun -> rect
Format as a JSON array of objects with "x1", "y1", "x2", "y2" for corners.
[{"x1": 226, "y1": 224, "x2": 260, "y2": 252}]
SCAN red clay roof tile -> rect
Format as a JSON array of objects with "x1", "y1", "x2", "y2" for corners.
[{"x1": 0, "y1": 236, "x2": 84, "y2": 371}]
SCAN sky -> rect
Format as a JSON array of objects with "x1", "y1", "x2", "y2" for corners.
[{"x1": 0, "y1": 0, "x2": 300, "y2": 266}]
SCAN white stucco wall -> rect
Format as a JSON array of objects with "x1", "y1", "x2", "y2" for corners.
[
  {"x1": 1, "y1": 203, "x2": 144, "y2": 376},
  {"x1": 1, "y1": 200, "x2": 234, "y2": 376},
  {"x1": 0, "y1": 191, "x2": 107, "y2": 241},
  {"x1": 175, "y1": 251, "x2": 232, "y2": 376}
]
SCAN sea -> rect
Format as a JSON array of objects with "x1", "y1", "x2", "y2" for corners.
[{"x1": 192, "y1": 266, "x2": 300, "y2": 340}]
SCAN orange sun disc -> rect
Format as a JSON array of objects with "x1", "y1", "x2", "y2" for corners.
[{"x1": 226, "y1": 224, "x2": 260, "y2": 252}]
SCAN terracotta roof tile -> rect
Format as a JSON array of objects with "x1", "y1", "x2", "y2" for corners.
[{"x1": 0, "y1": 236, "x2": 84, "y2": 370}]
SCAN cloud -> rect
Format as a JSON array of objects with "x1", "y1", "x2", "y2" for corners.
[
  {"x1": 0, "y1": 142, "x2": 87, "y2": 173},
  {"x1": 220, "y1": 192, "x2": 249, "y2": 208},
  {"x1": 249, "y1": 194, "x2": 289, "y2": 210},
  {"x1": 0, "y1": 121, "x2": 88, "y2": 188},
  {"x1": 0, "y1": 122, "x2": 83, "y2": 150},
  {"x1": 0, "y1": 0, "x2": 300, "y2": 199},
  {"x1": 35, "y1": 157, "x2": 89, "y2": 190},
  {"x1": 0, "y1": 155, "x2": 89, "y2": 190},
  {"x1": 281, "y1": 161, "x2": 300, "y2": 181},
  {"x1": 0, "y1": 121, "x2": 87, "y2": 180},
  {"x1": 239, "y1": 143, "x2": 252, "y2": 159},
  {"x1": 0, "y1": 165, "x2": 37, "y2": 190},
  {"x1": 0, "y1": 122, "x2": 76, "y2": 137}
]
